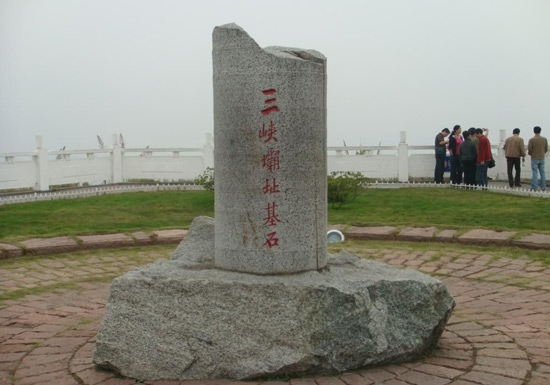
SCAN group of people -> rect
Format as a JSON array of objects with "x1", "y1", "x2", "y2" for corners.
[{"x1": 434, "y1": 125, "x2": 548, "y2": 191}]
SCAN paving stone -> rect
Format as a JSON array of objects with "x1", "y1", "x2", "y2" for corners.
[
  {"x1": 78, "y1": 233, "x2": 135, "y2": 249},
  {"x1": 397, "y1": 227, "x2": 437, "y2": 241},
  {"x1": 21, "y1": 236, "x2": 80, "y2": 255},
  {"x1": 131, "y1": 231, "x2": 154, "y2": 245},
  {"x1": 153, "y1": 229, "x2": 187, "y2": 244},
  {"x1": 458, "y1": 229, "x2": 516, "y2": 245},
  {"x1": 461, "y1": 371, "x2": 524, "y2": 385},
  {"x1": 512, "y1": 233, "x2": 550, "y2": 249},
  {"x1": 0, "y1": 242, "x2": 23, "y2": 258},
  {"x1": 344, "y1": 226, "x2": 396, "y2": 240}
]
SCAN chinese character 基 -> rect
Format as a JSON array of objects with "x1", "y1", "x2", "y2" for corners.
[{"x1": 264, "y1": 202, "x2": 282, "y2": 227}]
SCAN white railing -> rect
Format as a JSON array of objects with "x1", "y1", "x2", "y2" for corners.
[
  {"x1": 0, "y1": 183, "x2": 203, "y2": 205},
  {"x1": 2, "y1": 130, "x2": 549, "y2": 193}
]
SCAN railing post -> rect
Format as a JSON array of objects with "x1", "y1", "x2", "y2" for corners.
[
  {"x1": 497, "y1": 129, "x2": 506, "y2": 181},
  {"x1": 34, "y1": 135, "x2": 50, "y2": 191},
  {"x1": 112, "y1": 134, "x2": 123, "y2": 183},
  {"x1": 203, "y1": 133, "x2": 214, "y2": 169},
  {"x1": 398, "y1": 131, "x2": 409, "y2": 182}
]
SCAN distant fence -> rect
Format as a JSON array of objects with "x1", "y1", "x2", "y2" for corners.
[
  {"x1": 2, "y1": 180, "x2": 548, "y2": 206},
  {"x1": 2, "y1": 130, "x2": 549, "y2": 193},
  {"x1": 0, "y1": 183, "x2": 202, "y2": 206}
]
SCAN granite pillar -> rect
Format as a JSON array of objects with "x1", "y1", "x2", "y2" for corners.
[{"x1": 213, "y1": 23, "x2": 327, "y2": 274}]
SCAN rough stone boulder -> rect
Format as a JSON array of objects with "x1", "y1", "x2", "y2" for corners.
[{"x1": 93, "y1": 227, "x2": 455, "y2": 380}]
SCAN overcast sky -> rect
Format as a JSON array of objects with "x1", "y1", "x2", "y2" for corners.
[{"x1": 1, "y1": 0, "x2": 549, "y2": 153}]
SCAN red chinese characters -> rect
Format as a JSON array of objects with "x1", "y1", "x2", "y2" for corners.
[{"x1": 259, "y1": 88, "x2": 282, "y2": 249}]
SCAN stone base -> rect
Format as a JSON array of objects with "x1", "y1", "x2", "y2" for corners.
[{"x1": 93, "y1": 235, "x2": 455, "y2": 380}]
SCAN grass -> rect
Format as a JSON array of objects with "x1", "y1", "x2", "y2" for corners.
[
  {"x1": 1, "y1": 188, "x2": 549, "y2": 243},
  {"x1": 328, "y1": 188, "x2": 550, "y2": 232},
  {"x1": 0, "y1": 190, "x2": 214, "y2": 242}
]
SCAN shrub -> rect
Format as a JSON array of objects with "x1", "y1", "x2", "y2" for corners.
[
  {"x1": 327, "y1": 171, "x2": 364, "y2": 209},
  {"x1": 195, "y1": 167, "x2": 215, "y2": 191}
]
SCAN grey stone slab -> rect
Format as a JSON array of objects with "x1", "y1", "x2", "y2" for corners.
[
  {"x1": 153, "y1": 229, "x2": 187, "y2": 244},
  {"x1": 132, "y1": 231, "x2": 154, "y2": 245},
  {"x1": 512, "y1": 233, "x2": 550, "y2": 249},
  {"x1": 0, "y1": 243, "x2": 23, "y2": 259},
  {"x1": 458, "y1": 229, "x2": 516, "y2": 245},
  {"x1": 93, "y1": 251, "x2": 454, "y2": 381},
  {"x1": 435, "y1": 229, "x2": 457, "y2": 239},
  {"x1": 21, "y1": 236, "x2": 79, "y2": 255},
  {"x1": 78, "y1": 234, "x2": 135, "y2": 249},
  {"x1": 213, "y1": 23, "x2": 327, "y2": 274},
  {"x1": 397, "y1": 227, "x2": 437, "y2": 241},
  {"x1": 172, "y1": 216, "x2": 215, "y2": 267},
  {"x1": 344, "y1": 226, "x2": 396, "y2": 240}
]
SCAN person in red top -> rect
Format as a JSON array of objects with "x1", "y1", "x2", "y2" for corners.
[{"x1": 476, "y1": 128, "x2": 492, "y2": 187}]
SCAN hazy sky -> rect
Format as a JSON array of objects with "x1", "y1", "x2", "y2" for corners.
[{"x1": 1, "y1": 0, "x2": 549, "y2": 153}]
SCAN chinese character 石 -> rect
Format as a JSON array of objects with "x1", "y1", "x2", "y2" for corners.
[
  {"x1": 258, "y1": 121, "x2": 278, "y2": 143},
  {"x1": 262, "y1": 178, "x2": 280, "y2": 194},
  {"x1": 264, "y1": 202, "x2": 282, "y2": 227},
  {"x1": 263, "y1": 231, "x2": 279, "y2": 248},
  {"x1": 261, "y1": 88, "x2": 279, "y2": 116},
  {"x1": 262, "y1": 148, "x2": 280, "y2": 172}
]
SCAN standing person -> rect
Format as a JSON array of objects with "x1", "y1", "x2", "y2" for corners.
[
  {"x1": 476, "y1": 128, "x2": 492, "y2": 188},
  {"x1": 448, "y1": 125, "x2": 463, "y2": 184},
  {"x1": 503, "y1": 128, "x2": 526, "y2": 187},
  {"x1": 460, "y1": 131, "x2": 477, "y2": 186},
  {"x1": 469, "y1": 127, "x2": 479, "y2": 149},
  {"x1": 434, "y1": 128, "x2": 450, "y2": 184},
  {"x1": 528, "y1": 126, "x2": 548, "y2": 191}
]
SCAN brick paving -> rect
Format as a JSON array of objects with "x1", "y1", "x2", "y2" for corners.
[{"x1": 0, "y1": 243, "x2": 549, "y2": 385}]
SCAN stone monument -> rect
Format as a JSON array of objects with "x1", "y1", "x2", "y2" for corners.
[
  {"x1": 93, "y1": 24, "x2": 455, "y2": 381},
  {"x1": 213, "y1": 23, "x2": 327, "y2": 274}
]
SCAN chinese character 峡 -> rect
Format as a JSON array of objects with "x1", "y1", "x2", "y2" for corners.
[
  {"x1": 258, "y1": 121, "x2": 278, "y2": 143},
  {"x1": 262, "y1": 148, "x2": 280, "y2": 172},
  {"x1": 263, "y1": 231, "x2": 279, "y2": 248}
]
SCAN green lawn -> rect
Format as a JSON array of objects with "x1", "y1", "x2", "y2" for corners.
[{"x1": 1, "y1": 188, "x2": 549, "y2": 243}]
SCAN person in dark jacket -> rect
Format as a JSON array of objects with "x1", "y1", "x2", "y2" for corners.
[
  {"x1": 434, "y1": 128, "x2": 450, "y2": 183},
  {"x1": 460, "y1": 131, "x2": 477, "y2": 186}
]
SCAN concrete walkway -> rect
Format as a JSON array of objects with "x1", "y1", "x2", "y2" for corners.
[
  {"x1": 3, "y1": 226, "x2": 550, "y2": 260},
  {"x1": 0, "y1": 242, "x2": 549, "y2": 385}
]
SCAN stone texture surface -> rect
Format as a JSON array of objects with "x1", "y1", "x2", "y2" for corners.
[
  {"x1": 78, "y1": 234, "x2": 135, "y2": 249},
  {"x1": 213, "y1": 23, "x2": 327, "y2": 274},
  {"x1": 0, "y1": 242, "x2": 23, "y2": 258},
  {"x1": 21, "y1": 236, "x2": 79, "y2": 255},
  {"x1": 93, "y1": 250, "x2": 454, "y2": 381},
  {"x1": 132, "y1": 231, "x2": 154, "y2": 245},
  {"x1": 458, "y1": 229, "x2": 516, "y2": 245},
  {"x1": 153, "y1": 229, "x2": 187, "y2": 244},
  {"x1": 512, "y1": 233, "x2": 550, "y2": 249},
  {"x1": 344, "y1": 226, "x2": 396, "y2": 240},
  {"x1": 172, "y1": 216, "x2": 215, "y2": 267},
  {"x1": 398, "y1": 227, "x2": 437, "y2": 241}
]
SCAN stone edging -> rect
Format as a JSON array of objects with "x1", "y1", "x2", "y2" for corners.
[
  {"x1": 0, "y1": 230, "x2": 187, "y2": 259},
  {"x1": 2, "y1": 226, "x2": 550, "y2": 260}
]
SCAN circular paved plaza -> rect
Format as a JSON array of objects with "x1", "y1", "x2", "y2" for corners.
[{"x1": 0, "y1": 243, "x2": 549, "y2": 385}]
